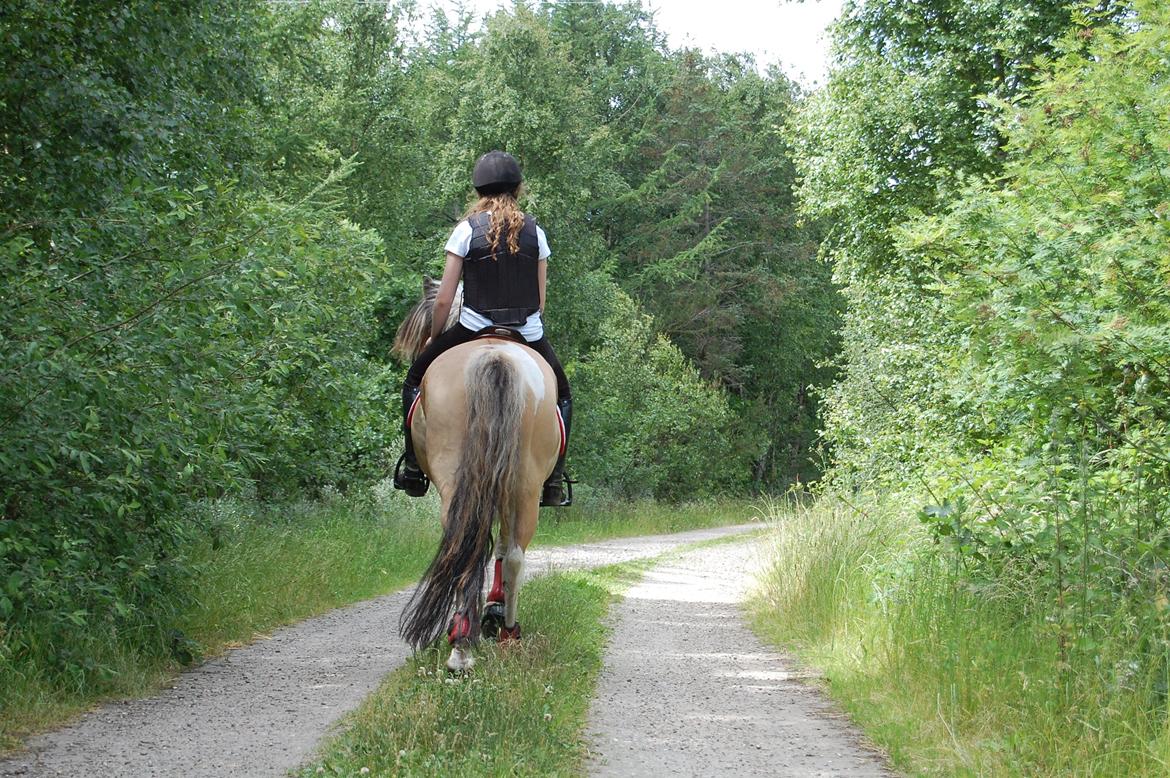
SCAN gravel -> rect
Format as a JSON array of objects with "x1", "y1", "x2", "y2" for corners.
[{"x1": 585, "y1": 537, "x2": 893, "y2": 777}]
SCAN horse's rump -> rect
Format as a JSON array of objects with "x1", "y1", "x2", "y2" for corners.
[{"x1": 399, "y1": 341, "x2": 558, "y2": 650}]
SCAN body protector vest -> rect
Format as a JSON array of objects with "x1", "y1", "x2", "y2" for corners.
[{"x1": 462, "y1": 211, "x2": 541, "y2": 326}]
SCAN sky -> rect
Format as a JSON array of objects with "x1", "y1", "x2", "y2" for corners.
[
  {"x1": 425, "y1": 0, "x2": 844, "y2": 86},
  {"x1": 650, "y1": 0, "x2": 843, "y2": 84}
]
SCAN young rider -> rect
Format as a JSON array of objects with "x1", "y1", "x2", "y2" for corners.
[{"x1": 393, "y1": 150, "x2": 572, "y2": 506}]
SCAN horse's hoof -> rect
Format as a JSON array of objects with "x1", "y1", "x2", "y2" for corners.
[
  {"x1": 499, "y1": 622, "x2": 521, "y2": 643},
  {"x1": 482, "y1": 602, "x2": 505, "y2": 641},
  {"x1": 446, "y1": 645, "x2": 474, "y2": 673}
]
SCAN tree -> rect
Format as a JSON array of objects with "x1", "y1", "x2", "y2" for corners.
[{"x1": 794, "y1": 0, "x2": 1123, "y2": 489}]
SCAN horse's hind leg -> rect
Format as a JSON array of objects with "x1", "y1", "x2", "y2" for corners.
[
  {"x1": 488, "y1": 533, "x2": 507, "y2": 605},
  {"x1": 500, "y1": 503, "x2": 535, "y2": 642},
  {"x1": 482, "y1": 535, "x2": 507, "y2": 640},
  {"x1": 445, "y1": 608, "x2": 475, "y2": 673},
  {"x1": 500, "y1": 542, "x2": 524, "y2": 642}
]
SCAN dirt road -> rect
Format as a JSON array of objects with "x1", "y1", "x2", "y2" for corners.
[
  {"x1": 586, "y1": 538, "x2": 891, "y2": 776},
  {"x1": 0, "y1": 525, "x2": 756, "y2": 777}
]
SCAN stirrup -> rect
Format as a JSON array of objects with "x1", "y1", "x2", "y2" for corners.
[
  {"x1": 393, "y1": 452, "x2": 429, "y2": 497},
  {"x1": 540, "y1": 472, "x2": 575, "y2": 508}
]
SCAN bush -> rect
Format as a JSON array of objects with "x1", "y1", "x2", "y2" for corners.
[{"x1": 572, "y1": 289, "x2": 755, "y2": 499}]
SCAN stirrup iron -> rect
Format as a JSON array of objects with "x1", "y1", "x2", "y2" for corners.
[
  {"x1": 393, "y1": 452, "x2": 429, "y2": 497},
  {"x1": 540, "y1": 471, "x2": 575, "y2": 508}
]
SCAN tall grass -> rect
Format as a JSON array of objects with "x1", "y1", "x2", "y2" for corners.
[
  {"x1": 750, "y1": 498, "x2": 1170, "y2": 776},
  {"x1": 176, "y1": 484, "x2": 439, "y2": 650}
]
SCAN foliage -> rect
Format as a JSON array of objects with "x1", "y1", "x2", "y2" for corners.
[
  {"x1": 0, "y1": 0, "x2": 394, "y2": 693},
  {"x1": 790, "y1": 0, "x2": 1170, "y2": 768},
  {"x1": 798, "y1": 0, "x2": 1165, "y2": 566},
  {"x1": 795, "y1": 0, "x2": 1122, "y2": 491},
  {"x1": 572, "y1": 291, "x2": 752, "y2": 499},
  {"x1": 899, "y1": 0, "x2": 1170, "y2": 643}
]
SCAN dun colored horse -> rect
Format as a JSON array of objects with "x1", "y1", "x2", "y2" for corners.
[{"x1": 393, "y1": 280, "x2": 561, "y2": 671}]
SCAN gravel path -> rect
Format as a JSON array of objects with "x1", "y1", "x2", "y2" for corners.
[
  {"x1": 586, "y1": 537, "x2": 892, "y2": 777},
  {"x1": 0, "y1": 523, "x2": 757, "y2": 778}
]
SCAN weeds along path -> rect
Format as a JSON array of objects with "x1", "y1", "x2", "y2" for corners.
[
  {"x1": 586, "y1": 537, "x2": 892, "y2": 777},
  {"x1": 0, "y1": 524, "x2": 756, "y2": 778}
]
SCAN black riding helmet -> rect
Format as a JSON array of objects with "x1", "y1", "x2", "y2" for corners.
[{"x1": 472, "y1": 150, "x2": 522, "y2": 196}]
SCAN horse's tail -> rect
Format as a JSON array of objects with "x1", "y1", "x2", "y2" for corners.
[{"x1": 399, "y1": 348, "x2": 526, "y2": 649}]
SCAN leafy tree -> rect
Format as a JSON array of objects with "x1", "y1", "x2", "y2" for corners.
[
  {"x1": 0, "y1": 1, "x2": 392, "y2": 687},
  {"x1": 594, "y1": 50, "x2": 835, "y2": 485},
  {"x1": 572, "y1": 291, "x2": 747, "y2": 499},
  {"x1": 899, "y1": 0, "x2": 1170, "y2": 566},
  {"x1": 794, "y1": 0, "x2": 1122, "y2": 489}
]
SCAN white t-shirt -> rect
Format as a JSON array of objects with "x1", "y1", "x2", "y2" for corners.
[{"x1": 445, "y1": 215, "x2": 551, "y2": 342}]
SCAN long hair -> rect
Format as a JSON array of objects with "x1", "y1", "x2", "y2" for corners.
[
  {"x1": 465, "y1": 187, "x2": 526, "y2": 256},
  {"x1": 399, "y1": 348, "x2": 526, "y2": 649}
]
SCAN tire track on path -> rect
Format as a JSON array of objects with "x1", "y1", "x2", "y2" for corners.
[
  {"x1": 586, "y1": 537, "x2": 892, "y2": 777},
  {"x1": 0, "y1": 524, "x2": 756, "y2": 778}
]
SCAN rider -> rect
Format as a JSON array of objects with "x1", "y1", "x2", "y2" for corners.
[{"x1": 393, "y1": 150, "x2": 573, "y2": 507}]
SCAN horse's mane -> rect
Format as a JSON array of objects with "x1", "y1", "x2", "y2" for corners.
[{"x1": 392, "y1": 278, "x2": 463, "y2": 362}]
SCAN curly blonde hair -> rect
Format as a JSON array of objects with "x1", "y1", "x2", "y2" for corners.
[{"x1": 464, "y1": 187, "x2": 526, "y2": 256}]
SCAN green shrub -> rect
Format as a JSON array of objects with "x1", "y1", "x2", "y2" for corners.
[
  {"x1": 0, "y1": 1, "x2": 395, "y2": 689},
  {"x1": 573, "y1": 289, "x2": 754, "y2": 499}
]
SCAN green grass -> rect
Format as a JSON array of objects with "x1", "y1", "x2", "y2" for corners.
[
  {"x1": 534, "y1": 494, "x2": 761, "y2": 547},
  {"x1": 748, "y1": 497, "x2": 1170, "y2": 776},
  {"x1": 1, "y1": 486, "x2": 752, "y2": 753},
  {"x1": 297, "y1": 554, "x2": 662, "y2": 777}
]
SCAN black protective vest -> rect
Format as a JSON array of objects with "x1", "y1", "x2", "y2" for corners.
[{"x1": 462, "y1": 211, "x2": 541, "y2": 326}]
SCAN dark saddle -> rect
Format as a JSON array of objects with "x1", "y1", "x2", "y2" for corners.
[{"x1": 473, "y1": 325, "x2": 526, "y2": 345}]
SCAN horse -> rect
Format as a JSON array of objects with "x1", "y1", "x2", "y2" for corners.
[{"x1": 393, "y1": 279, "x2": 562, "y2": 672}]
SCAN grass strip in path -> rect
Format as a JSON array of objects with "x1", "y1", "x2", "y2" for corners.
[
  {"x1": 294, "y1": 532, "x2": 762, "y2": 777},
  {"x1": 296, "y1": 562, "x2": 650, "y2": 777}
]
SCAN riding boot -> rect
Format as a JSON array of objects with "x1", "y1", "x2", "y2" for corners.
[
  {"x1": 393, "y1": 383, "x2": 429, "y2": 497},
  {"x1": 540, "y1": 397, "x2": 573, "y2": 507}
]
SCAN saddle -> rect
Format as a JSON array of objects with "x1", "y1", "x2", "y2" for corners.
[{"x1": 473, "y1": 325, "x2": 526, "y2": 345}]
